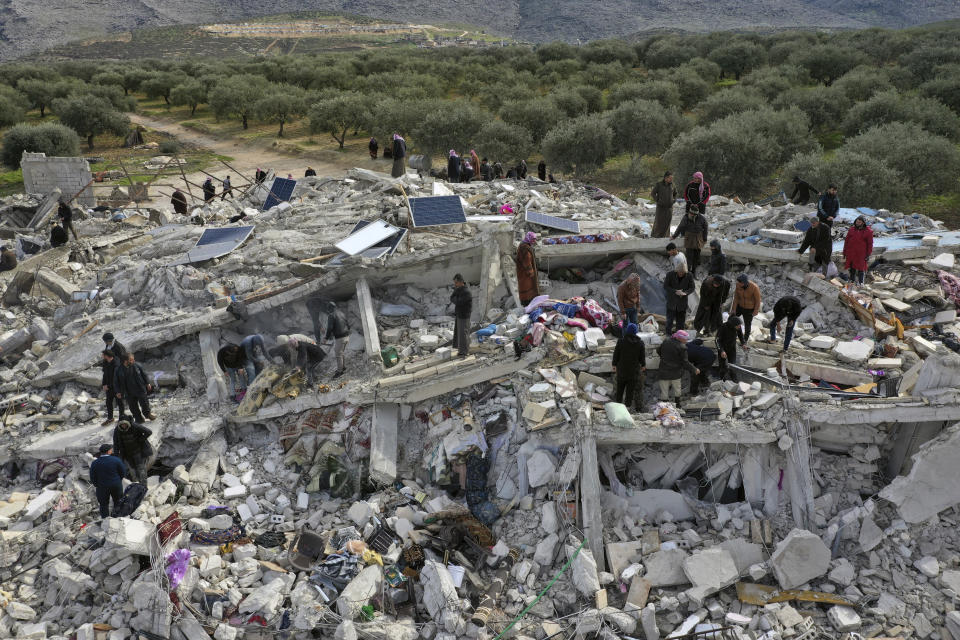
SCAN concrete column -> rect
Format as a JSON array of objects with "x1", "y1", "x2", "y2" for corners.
[
  {"x1": 370, "y1": 403, "x2": 399, "y2": 485},
  {"x1": 784, "y1": 406, "x2": 816, "y2": 531},
  {"x1": 474, "y1": 241, "x2": 501, "y2": 324},
  {"x1": 198, "y1": 329, "x2": 228, "y2": 405},
  {"x1": 578, "y1": 404, "x2": 606, "y2": 572},
  {"x1": 356, "y1": 277, "x2": 381, "y2": 358}
]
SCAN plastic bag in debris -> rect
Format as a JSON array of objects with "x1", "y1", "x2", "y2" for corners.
[
  {"x1": 380, "y1": 303, "x2": 415, "y2": 316},
  {"x1": 165, "y1": 549, "x2": 191, "y2": 589},
  {"x1": 465, "y1": 452, "x2": 499, "y2": 526},
  {"x1": 651, "y1": 402, "x2": 685, "y2": 428},
  {"x1": 476, "y1": 324, "x2": 498, "y2": 342},
  {"x1": 604, "y1": 402, "x2": 635, "y2": 429}
]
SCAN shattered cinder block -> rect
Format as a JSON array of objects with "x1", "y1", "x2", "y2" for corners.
[{"x1": 769, "y1": 528, "x2": 831, "y2": 589}]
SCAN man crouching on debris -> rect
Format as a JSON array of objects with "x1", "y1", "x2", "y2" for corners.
[
  {"x1": 450, "y1": 274, "x2": 473, "y2": 357},
  {"x1": 270, "y1": 334, "x2": 326, "y2": 386},
  {"x1": 657, "y1": 330, "x2": 699, "y2": 408}
]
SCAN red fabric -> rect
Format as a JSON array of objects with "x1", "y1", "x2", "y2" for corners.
[{"x1": 843, "y1": 225, "x2": 873, "y2": 271}]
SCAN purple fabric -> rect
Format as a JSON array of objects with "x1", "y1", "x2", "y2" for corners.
[{"x1": 166, "y1": 548, "x2": 192, "y2": 589}]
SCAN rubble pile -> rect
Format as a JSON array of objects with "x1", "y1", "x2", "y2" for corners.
[{"x1": 3, "y1": 166, "x2": 960, "y2": 640}]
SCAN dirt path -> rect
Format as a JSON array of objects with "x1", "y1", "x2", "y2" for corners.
[{"x1": 128, "y1": 113, "x2": 359, "y2": 201}]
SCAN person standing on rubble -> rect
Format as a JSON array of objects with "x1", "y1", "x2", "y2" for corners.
[
  {"x1": 693, "y1": 274, "x2": 730, "y2": 336},
  {"x1": 0, "y1": 246, "x2": 16, "y2": 272},
  {"x1": 102, "y1": 332, "x2": 128, "y2": 362},
  {"x1": 57, "y1": 199, "x2": 79, "y2": 240},
  {"x1": 304, "y1": 167, "x2": 317, "y2": 177},
  {"x1": 717, "y1": 315, "x2": 747, "y2": 380},
  {"x1": 612, "y1": 323, "x2": 646, "y2": 411},
  {"x1": 671, "y1": 207, "x2": 708, "y2": 277},
  {"x1": 731, "y1": 274, "x2": 762, "y2": 339},
  {"x1": 461, "y1": 159, "x2": 475, "y2": 183},
  {"x1": 767, "y1": 295, "x2": 804, "y2": 352},
  {"x1": 666, "y1": 242, "x2": 687, "y2": 273},
  {"x1": 516, "y1": 232, "x2": 540, "y2": 306},
  {"x1": 171, "y1": 188, "x2": 188, "y2": 215},
  {"x1": 112, "y1": 420, "x2": 152, "y2": 484},
  {"x1": 650, "y1": 171, "x2": 677, "y2": 238},
  {"x1": 664, "y1": 262, "x2": 695, "y2": 335},
  {"x1": 255, "y1": 168, "x2": 267, "y2": 184},
  {"x1": 89, "y1": 444, "x2": 126, "y2": 519},
  {"x1": 817, "y1": 184, "x2": 839, "y2": 227},
  {"x1": 448, "y1": 150, "x2": 461, "y2": 183},
  {"x1": 220, "y1": 175, "x2": 232, "y2": 200},
  {"x1": 480, "y1": 158, "x2": 494, "y2": 181},
  {"x1": 369, "y1": 137, "x2": 378, "y2": 159},
  {"x1": 470, "y1": 149, "x2": 481, "y2": 177},
  {"x1": 657, "y1": 330, "x2": 699, "y2": 407},
  {"x1": 451, "y1": 274, "x2": 473, "y2": 358},
  {"x1": 685, "y1": 338, "x2": 715, "y2": 395},
  {"x1": 790, "y1": 176, "x2": 819, "y2": 206},
  {"x1": 708, "y1": 239, "x2": 726, "y2": 275},
  {"x1": 202, "y1": 177, "x2": 216, "y2": 203},
  {"x1": 537, "y1": 160, "x2": 546, "y2": 182},
  {"x1": 312, "y1": 301, "x2": 349, "y2": 379},
  {"x1": 798, "y1": 215, "x2": 833, "y2": 275},
  {"x1": 114, "y1": 352, "x2": 155, "y2": 423},
  {"x1": 518, "y1": 159, "x2": 528, "y2": 179},
  {"x1": 617, "y1": 273, "x2": 642, "y2": 326},
  {"x1": 843, "y1": 215, "x2": 873, "y2": 286},
  {"x1": 101, "y1": 350, "x2": 125, "y2": 425},
  {"x1": 270, "y1": 335, "x2": 326, "y2": 386},
  {"x1": 684, "y1": 171, "x2": 710, "y2": 215},
  {"x1": 391, "y1": 133, "x2": 407, "y2": 178},
  {"x1": 50, "y1": 222, "x2": 68, "y2": 248}
]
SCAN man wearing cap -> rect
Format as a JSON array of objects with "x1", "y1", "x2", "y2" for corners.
[
  {"x1": 650, "y1": 171, "x2": 677, "y2": 238},
  {"x1": 89, "y1": 444, "x2": 126, "y2": 518},
  {"x1": 112, "y1": 420, "x2": 153, "y2": 483},
  {"x1": 612, "y1": 323, "x2": 646, "y2": 411},
  {"x1": 656, "y1": 330, "x2": 699, "y2": 407},
  {"x1": 663, "y1": 262, "x2": 695, "y2": 335},
  {"x1": 617, "y1": 273, "x2": 642, "y2": 326},
  {"x1": 269, "y1": 334, "x2": 326, "y2": 386},
  {"x1": 731, "y1": 274, "x2": 762, "y2": 338},
  {"x1": 798, "y1": 215, "x2": 833, "y2": 275},
  {"x1": 450, "y1": 274, "x2": 473, "y2": 357},
  {"x1": 102, "y1": 332, "x2": 128, "y2": 362}
]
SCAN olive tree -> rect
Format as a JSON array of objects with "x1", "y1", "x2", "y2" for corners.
[
  {"x1": 208, "y1": 75, "x2": 271, "y2": 129},
  {"x1": 1, "y1": 122, "x2": 80, "y2": 168},
  {"x1": 256, "y1": 87, "x2": 307, "y2": 137},
  {"x1": 474, "y1": 120, "x2": 533, "y2": 164},
  {"x1": 608, "y1": 99, "x2": 687, "y2": 157},
  {"x1": 541, "y1": 114, "x2": 612, "y2": 177},
  {"x1": 308, "y1": 92, "x2": 370, "y2": 148},
  {"x1": 51, "y1": 94, "x2": 129, "y2": 149}
]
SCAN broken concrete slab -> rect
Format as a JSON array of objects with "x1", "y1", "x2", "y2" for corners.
[
  {"x1": 369, "y1": 403, "x2": 399, "y2": 485},
  {"x1": 769, "y1": 528, "x2": 831, "y2": 589},
  {"x1": 643, "y1": 548, "x2": 690, "y2": 587},
  {"x1": 880, "y1": 422, "x2": 960, "y2": 523}
]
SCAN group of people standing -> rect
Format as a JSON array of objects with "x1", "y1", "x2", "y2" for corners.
[
  {"x1": 650, "y1": 171, "x2": 711, "y2": 238},
  {"x1": 447, "y1": 150, "x2": 536, "y2": 183},
  {"x1": 797, "y1": 184, "x2": 874, "y2": 285}
]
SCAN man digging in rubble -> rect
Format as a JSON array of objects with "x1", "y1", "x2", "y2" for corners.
[
  {"x1": 57, "y1": 199, "x2": 79, "y2": 240},
  {"x1": 798, "y1": 215, "x2": 833, "y2": 276},
  {"x1": 100, "y1": 350, "x2": 125, "y2": 425},
  {"x1": 612, "y1": 323, "x2": 646, "y2": 411},
  {"x1": 671, "y1": 206, "x2": 708, "y2": 277},
  {"x1": 50, "y1": 221, "x2": 68, "y2": 248},
  {"x1": 717, "y1": 314, "x2": 747, "y2": 381},
  {"x1": 112, "y1": 420, "x2": 153, "y2": 484},
  {"x1": 270, "y1": 334, "x2": 326, "y2": 386},
  {"x1": 617, "y1": 273, "x2": 642, "y2": 326},
  {"x1": 657, "y1": 330, "x2": 699, "y2": 408},
  {"x1": 89, "y1": 444, "x2": 126, "y2": 519},
  {"x1": 218, "y1": 334, "x2": 267, "y2": 400},
  {"x1": 686, "y1": 338, "x2": 716, "y2": 396},
  {"x1": 693, "y1": 274, "x2": 730, "y2": 337},
  {"x1": 114, "y1": 352, "x2": 156, "y2": 422},
  {"x1": 663, "y1": 262, "x2": 694, "y2": 335},
  {"x1": 450, "y1": 274, "x2": 473, "y2": 358},
  {"x1": 731, "y1": 274, "x2": 762, "y2": 339},
  {"x1": 650, "y1": 171, "x2": 677, "y2": 238},
  {"x1": 767, "y1": 295, "x2": 804, "y2": 352},
  {"x1": 308, "y1": 300, "x2": 349, "y2": 379}
]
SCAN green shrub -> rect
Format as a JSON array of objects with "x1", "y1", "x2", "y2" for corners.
[{"x1": 1, "y1": 122, "x2": 80, "y2": 168}]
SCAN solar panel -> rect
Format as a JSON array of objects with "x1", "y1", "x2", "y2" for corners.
[
  {"x1": 335, "y1": 219, "x2": 400, "y2": 255},
  {"x1": 408, "y1": 195, "x2": 466, "y2": 228},
  {"x1": 525, "y1": 210, "x2": 580, "y2": 233},
  {"x1": 262, "y1": 178, "x2": 297, "y2": 211},
  {"x1": 169, "y1": 225, "x2": 255, "y2": 266},
  {"x1": 327, "y1": 220, "x2": 406, "y2": 266}
]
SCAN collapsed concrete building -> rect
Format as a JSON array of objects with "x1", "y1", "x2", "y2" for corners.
[{"x1": 2, "y1": 166, "x2": 960, "y2": 640}]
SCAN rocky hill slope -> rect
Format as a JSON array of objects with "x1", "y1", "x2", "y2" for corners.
[{"x1": 3, "y1": 0, "x2": 960, "y2": 60}]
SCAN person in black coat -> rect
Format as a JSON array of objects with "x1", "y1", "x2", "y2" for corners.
[
  {"x1": 790, "y1": 176, "x2": 819, "y2": 206},
  {"x1": 663, "y1": 264, "x2": 695, "y2": 335},
  {"x1": 269, "y1": 335, "x2": 327, "y2": 385},
  {"x1": 368, "y1": 137, "x2": 378, "y2": 159},
  {"x1": 304, "y1": 167, "x2": 317, "y2": 177},
  {"x1": 101, "y1": 350, "x2": 126, "y2": 426},
  {"x1": 50, "y1": 222, "x2": 69, "y2": 247},
  {"x1": 693, "y1": 275, "x2": 730, "y2": 337},
  {"x1": 114, "y1": 353, "x2": 155, "y2": 423},
  {"x1": 612, "y1": 323, "x2": 646, "y2": 411},
  {"x1": 450, "y1": 274, "x2": 473, "y2": 357},
  {"x1": 716, "y1": 315, "x2": 747, "y2": 381},
  {"x1": 112, "y1": 420, "x2": 153, "y2": 483},
  {"x1": 708, "y1": 239, "x2": 726, "y2": 275},
  {"x1": 798, "y1": 216, "x2": 833, "y2": 275},
  {"x1": 308, "y1": 299, "x2": 350, "y2": 377},
  {"x1": 767, "y1": 296, "x2": 804, "y2": 351},
  {"x1": 171, "y1": 189, "x2": 188, "y2": 215},
  {"x1": 656, "y1": 331, "x2": 699, "y2": 406},
  {"x1": 447, "y1": 151, "x2": 461, "y2": 183},
  {"x1": 686, "y1": 340, "x2": 715, "y2": 395},
  {"x1": 90, "y1": 444, "x2": 126, "y2": 518},
  {"x1": 817, "y1": 185, "x2": 839, "y2": 227},
  {"x1": 202, "y1": 178, "x2": 216, "y2": 202},
  {"x1": 102, "y1": 332, "x2": 128, "y2": 362},
  {"x1": 58, "y1": 201, "x2": 78, "y2": 240},
  {"x1": 537, "y1": 160, "x2": 546, "y2": 181}
]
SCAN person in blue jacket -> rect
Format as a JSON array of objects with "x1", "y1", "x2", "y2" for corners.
[{"x1": 90, "y1": 444, "x2": 126, "y2": 518}]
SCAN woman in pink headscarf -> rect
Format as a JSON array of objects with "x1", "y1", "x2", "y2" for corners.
[
  {"x1": 684, "y1": 171, "x2": 711, "y2": 215},
  {"x1": 516, "y1": 231, "x2": 540, "y2": 305}
]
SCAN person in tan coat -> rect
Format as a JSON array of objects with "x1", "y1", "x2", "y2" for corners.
[
  {"x1": 730, "y1": 274, "x2": 762, "y2": 338},
  {"x1": 617, "y1": 273, "x2": 642, "y2": 326},
  {"x1": 671, "y1": 209, "x2": 708, "y2": 277}
]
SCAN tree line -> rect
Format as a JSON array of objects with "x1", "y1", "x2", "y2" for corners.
[{"x1": 2, "y1": 23, "x2": 960, "y2": 208}]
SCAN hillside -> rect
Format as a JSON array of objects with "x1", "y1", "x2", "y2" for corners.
[{"x1": 4, "y1": 0, "x2": 960, "y2": 60}]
